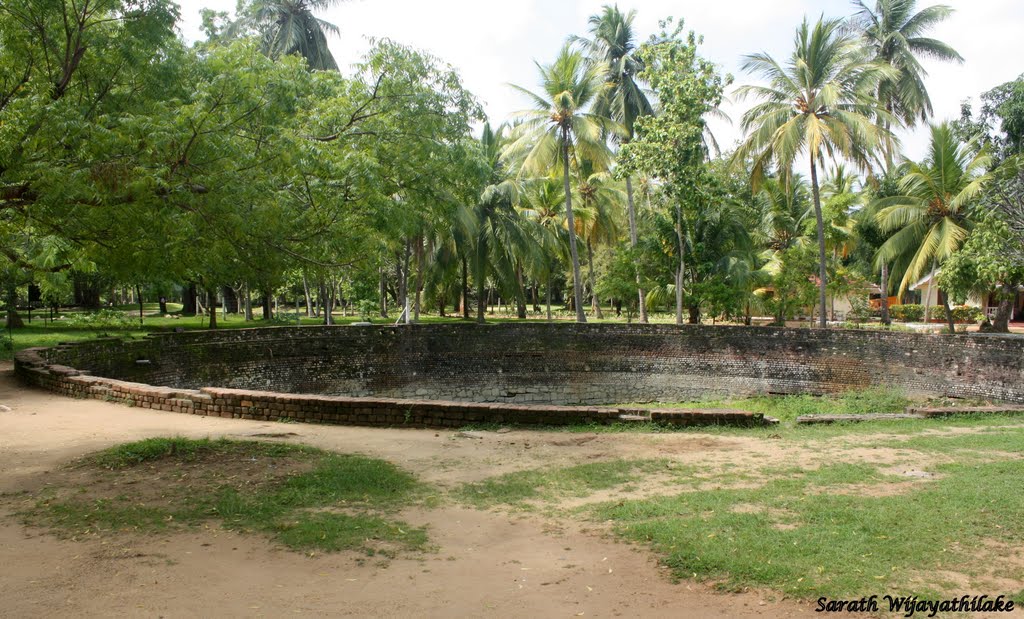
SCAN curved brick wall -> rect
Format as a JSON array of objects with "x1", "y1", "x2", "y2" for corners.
[{"x1": 15, "y1": 324, "x2": 1024, "y2": 406}]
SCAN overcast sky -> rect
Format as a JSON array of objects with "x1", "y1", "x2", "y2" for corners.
[{"x1": 175, "y1": 0, "x2": 1023, "y2": 162}]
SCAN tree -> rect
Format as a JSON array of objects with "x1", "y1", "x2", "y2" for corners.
[
  {"x1": 734, "y1": 17, "x2": 890, "y2": 328},
  {"x1": 230, "y1": 0, "x2": 344, "y2": 71},
  {"x1": 573, "y1": 5, "x2": 656, "y2": 322},
  {"x1": 874, "y1": 123, "x2": 991, "y2": 333},
  {"x1": 505, "y1": 45, "x2": 618, "y2": 322},
  {"x1": 851, "y1": 0, "x2": 963, "y2": 169},
  {"x1": 618, "y1": 19, "x2": 726, "y2": 324}
]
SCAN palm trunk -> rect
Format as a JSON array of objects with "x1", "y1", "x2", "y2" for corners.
[
  {"x1": 880, "y1": 262, "x2": 891, "y2": 326},
  {"x1": 379, "y1": 267, "x2": 388, "y2": 318},
  {"x1": 461, "y1": 255, "x2": 470, "y2": 319},
  {"x1": 625, "y1": 176, "x2": 647, "y2": 323},
  {"x1": 515, "y1": 261, "x2": 527, "y2": 319},
  {"x1": 586, "y1": 238, "x2": 603, "y2": 319},
  {"x1": 808, "y1": 157, "x2": 829, "y2": 329},
  {"x1": 561, "y1": 137, "x2": 586, "y2": 323},
  {"x1": 545, "y1": 274, "x2": 553, "y2": 322},
  {"x1": 941, "y1": 290, "x2": 955, "y2": 335},
  {"x1": 674, "y1": 202, "x2": 685, "y2": 325}
]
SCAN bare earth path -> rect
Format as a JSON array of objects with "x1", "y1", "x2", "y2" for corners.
[{"x1": 0, "y1": 363, "x2": 819, "y2": 618}]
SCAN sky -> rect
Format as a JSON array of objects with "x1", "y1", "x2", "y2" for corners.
[{"x1": 174, "y1": 0, "x2": 1024, "y2": 163}]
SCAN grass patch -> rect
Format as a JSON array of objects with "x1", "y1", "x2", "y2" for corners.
[
  {"x1": 620, "y1": 387, "x2": 913, "y2": 423},
  {"x1": 590, "y1": 459, "x2": 1024, "y2": 599},
  {"x1": 18, "y1": 437, "x2": 429, "y2": 555},
  {"x1": 456, "y1": 459, "x2": 692, "y2": 508}
]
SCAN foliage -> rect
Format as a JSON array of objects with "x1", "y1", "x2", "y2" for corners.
[
  {"x1": 874, "y1": 123, "x2": 992, "y2": 294},
  {"x1": 63, "y1": 309, "x2": 137, "y2": 331},
  {"x1": 889, "y1": 303, "x2": 924, "y2": 322}
]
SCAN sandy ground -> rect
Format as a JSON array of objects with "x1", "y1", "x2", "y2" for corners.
[{"x1": 2, "y1": 359, "x2": 1013, "y2": 618}]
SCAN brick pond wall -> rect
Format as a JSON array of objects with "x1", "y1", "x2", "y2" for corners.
[{"x1": 13, "y1": 324, "x2": 1024, "y2": 427}]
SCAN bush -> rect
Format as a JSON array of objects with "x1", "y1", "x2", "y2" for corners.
[
  {"x1": 63, "y1": 309, "x2": 135, "y2": 330},
  {"x1": 951, "y1": 305, "x2": 984, "y2": 323},
  {"x1": 889, "y1": 304, "x2": 924, "y2": 322}
]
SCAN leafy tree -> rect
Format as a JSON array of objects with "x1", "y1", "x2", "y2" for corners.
[
  {"x1": 505, "y1": 45, "x2": 618, "y2": 322},
  {"x1": 618, "y1": 19, "x2": 726, "y2": 324},
  {"x1": 734, "y1": 16, "x2": 891, "y2": 328}
]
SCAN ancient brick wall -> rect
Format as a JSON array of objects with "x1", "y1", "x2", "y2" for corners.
[{"x1": 15, "y1": 324, "x2": 1024, "y2": 413}]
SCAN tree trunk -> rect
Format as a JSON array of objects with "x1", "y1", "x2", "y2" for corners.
[
  {"x1": 413, "y1": 234, "x2": 423, "y2": 322},
  {"x1": 262, "y1": 292, "x2": 272, "y2": 321},
  {"x1": 379, "y1": 267, "x2": 388, "y2": 318},
  {"x1": 625, "y1": 176, "x2": 648, "y2": 324},
  {"x1": 993, "y1": 292, "x2": 1013, "y2": 333},
  {"x1": 586, "y1": 239, "x2": 603, "y2": 319},
  {"x1": 941, "y1": 290, "x2": 955, "y2": 335},
  {"x1": 399, "y1": 240, "x2": 411, "y2": 324},
  {"x1": 182, "y1": 282, "x2": 197, "y2": 315},
  {"x1": 674, "y1": 202, "x2": 685, "y2": 325},
  {"x1": 808, "y1": 157, "x2": 829, "y2": 329},
  {"x1": 5, "y1": 283, "x2": 24, "y2": 329},
  {"x1": 545, "y1": 276, "x2": 553, "y2": 321},
  {"x1": 303, "y1": 273, "x2": 314, "y2": 317},
  {"x1": 243, "y1": 284, "x2": 253, "y2": 321},
  {"x1": 880, "y1": 261, "x2": 891, "y2": 326},
  {"x1": 688, "y1": 304, "x2": 700, "y2": 324},
  {"x1": 561, "y1": 138, "x2": 586, "y2": 323},
  {"x1": 136, "y1": 284, "x2": 144, "y2": 326},
  {"x1": 461, "y1": 256, "x2": 470, "y2": 319},
  {"x1": 515, "y1": 262, "x2": 527, "y2": 320},
  {"x1": 206, "y1": 288, "x2": 218, "y2": 329}
]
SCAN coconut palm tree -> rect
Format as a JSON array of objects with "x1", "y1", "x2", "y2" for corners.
[
  {"x1": 518, "y1": 177, "x2": 569, "y2": 321},
  {"x1": 733, "y1": 17, "x2": 891, "y2": 328},
  {"x1": 234, "y1": 0, "x2": 343, "y2": 71},
  {"x1": 465, "y1": 123, "x2": 535, "y2": 323},
  {"x1": 851, "y1": 0, "x2": 963, "y2": 168},
  {"x1": 573, "y1": 5, "x2": 655, "y2": 322},
  {"x1": 505, "y1": 45, "x2": 620, "y2": 322},
  {"x1": 874, "y1": 123, "x2": 992, "y2": 332},
  {"x1": 574, "y1": 163, "x2": 624, "y2": 318}
]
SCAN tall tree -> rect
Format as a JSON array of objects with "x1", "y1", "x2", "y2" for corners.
[
  {"x1": 505, "y1": 45, "x2": 618, "y2": 323},
  {"x1": 573, "y1": 5, "x2": 656, "y2": 322},
  {"x1": 618, "y1": 20, "x2": 726, "y2": 324},
  {"x1": 232, "y1": 0, "x2": 343, "y2": 70},
  {"x1": 874, "y1": 123, "x2": 991, "y2": 333},
  {"x1": 852, "y1": 0, "x2": 963, "y2": 167},
  {"x1": 733, "y1": 17, "x2": 891, "y2": 328}
]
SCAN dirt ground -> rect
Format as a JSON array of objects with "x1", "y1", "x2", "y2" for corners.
[{"x1": 0, "y1": 360, "x2": 1000, "y2": 619}]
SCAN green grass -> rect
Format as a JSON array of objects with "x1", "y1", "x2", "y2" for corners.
[
  {"x1": 22, "y1": 438, "x2": 429, "y2": 555},
  {"x1": 620, "y1": 386, "x2": 914, "y2": 423},
  {"x1": 589, "y1": 458, "x2": 1024, "y2": 599},
  {"x1": 456, "y1": 459, "x2": 687, "y2": 508}
]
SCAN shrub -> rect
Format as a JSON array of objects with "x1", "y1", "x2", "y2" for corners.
[
  {"x1": 64, "y1": 309, "x2": 135, "y2": 330},
  {"x1": 951, "y1": 305, "x2": 984, "y2": 323},
  {"x1": 889, "y1": 304, "x2": 924, "y2": 322}
]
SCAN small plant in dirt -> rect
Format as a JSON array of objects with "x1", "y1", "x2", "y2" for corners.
[{"x1": 14, "y1": 437, "x2": 430, "y2": 556}]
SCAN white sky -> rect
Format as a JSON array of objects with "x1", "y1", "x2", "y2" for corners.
[{"x1": 175, "y1": 0, "x2": 1024, "y2": 163}]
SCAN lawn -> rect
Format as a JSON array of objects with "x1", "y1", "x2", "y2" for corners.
[
  {"x1": 454, "y1": 416, "x2": 1024, "y2": 600},
  {"x1": 14, "y1": 437, "x2": 429, "y2": 556}
]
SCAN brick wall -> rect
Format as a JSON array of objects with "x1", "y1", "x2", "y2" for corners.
[{"x1": 14, "y1": 324, "x2": 1024, "y2": 427}]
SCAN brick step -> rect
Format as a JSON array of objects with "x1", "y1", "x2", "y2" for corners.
[
  {"x1": 797, "y1": 413, "x2": 925, "y2": 425},
  {"x1": 906, "y1": 405, "x2": 1024, "y2": 417}
]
